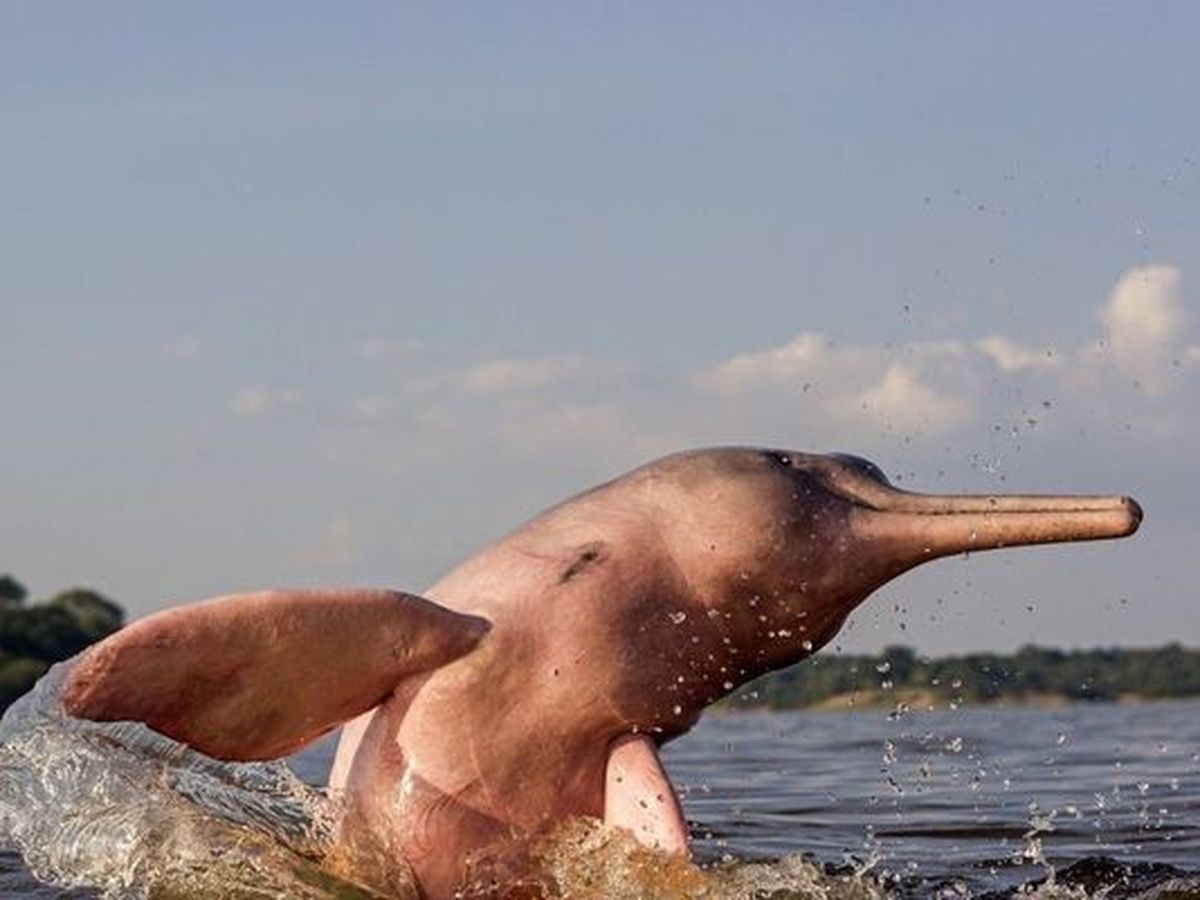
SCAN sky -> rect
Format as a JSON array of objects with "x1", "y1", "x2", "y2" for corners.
[{"x1": 3, "y1": 3, "x2": 1198, "y2": 656}]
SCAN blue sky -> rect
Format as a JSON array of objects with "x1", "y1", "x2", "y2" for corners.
[{"x1": 4, "y1": 4, "x2": 1198, "y2": 654}]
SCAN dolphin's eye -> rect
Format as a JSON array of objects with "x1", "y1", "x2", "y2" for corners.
[{"x1": 764, "y1": 451, "x2": 792, "y2": 468}]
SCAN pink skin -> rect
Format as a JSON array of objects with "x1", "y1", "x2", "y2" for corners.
[
  {"x1": 329, "y1": 448, "x2": 1142, "y2": 898},
  {"x1": 62, "y1": 589, "x2": 489, "y2": 761},
  {"x1": 59, "y1": 448, "x2": 1141, "y2": 897}
]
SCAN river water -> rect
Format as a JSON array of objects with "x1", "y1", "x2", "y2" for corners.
[
  {"x1": 661, "y1": 702, "x2": 1200, "y2": 895},
  {"x1": 3, "y1": 688, "x2": 1199, "y2": 898}
]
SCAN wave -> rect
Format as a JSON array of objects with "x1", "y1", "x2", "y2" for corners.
[
  {"x1": 0, "y1": 663, "x2": 379, "y2": 898},
  {"x1": 2, "y1": 666, "x2": 1198, "y2": 899}
]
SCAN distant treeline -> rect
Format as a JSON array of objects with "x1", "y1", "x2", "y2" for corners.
[
  {"x1": 3, "y1": 571, "x2": 1199, "y2": 715},
  {"x1": 0, "y1": 573, "x2": 125, "y2": 710},
  {"x1": 734, "y1": 643, "x2": 1200, "y2": 710}
]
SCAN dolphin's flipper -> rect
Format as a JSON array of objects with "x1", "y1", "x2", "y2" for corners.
[
  {"x1": 60, "y1": 589, "x2": 489, "y2": 761},
  {"x1": 603, "y1": 734, "x2": 689, "y2": 856}
]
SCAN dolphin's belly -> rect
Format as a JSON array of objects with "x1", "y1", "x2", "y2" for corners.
[
  {"x1": 336, "y1": 650, "x2": 616, "y2": 896},
  {"x1": 329, "y1": 570, "x2": 641, "y2": 895}
]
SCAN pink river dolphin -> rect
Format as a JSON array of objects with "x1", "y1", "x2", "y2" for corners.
[{"x1": 60, "y1": 448, "x2": 1142, "y2": 897}]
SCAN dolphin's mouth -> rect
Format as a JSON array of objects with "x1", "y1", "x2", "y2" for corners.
[
  {"x1": 813, "y1": 456, "x2": 1142, "y2": 554},
  {"x1": 866, "y1": 491, "x2": 1142, "y2": 552}
]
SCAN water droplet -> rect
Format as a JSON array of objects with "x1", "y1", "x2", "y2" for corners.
[
  {"x1": 668, "y1": 611, "x2": 687, "y2": 625},
  {"x1": 887, "y1": 702, "x2": 910, "y2": 721}
]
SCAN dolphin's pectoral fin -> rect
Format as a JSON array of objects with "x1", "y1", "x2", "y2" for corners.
[
  {"x1": 61, "y1": 589, "x2": 489, "y2": 762},
  {"x1": 603, "y1": 734, "x2": 690, "y2": 857}
]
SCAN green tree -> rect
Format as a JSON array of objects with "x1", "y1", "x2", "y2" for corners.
[
  {"x1": 0, "y1": 573, "x2": 27, "y2": 608},
  {"x1": 48, "y1": 588, "x2": 124, "y2": 641},
  {"x1": 0, "y1": 605, "x2": 95, "y2": 660},
  {"x1": 880, "y1": 645, "x2": 917, "y2": 683},
  {"x1": 0, "y1": 656, "x2": 49, "y2": 708},
  {"x1": 0, "y1": 580, "x2": 127, "y2": 710}
]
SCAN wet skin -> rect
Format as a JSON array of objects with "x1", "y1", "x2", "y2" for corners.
[{"x1": 329, "y1": 448, "x2": 1142, "y2": 897}]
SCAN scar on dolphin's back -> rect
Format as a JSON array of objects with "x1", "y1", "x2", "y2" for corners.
[{"x1": 559, "y1": 542, "x2": 607, "y2": 583}]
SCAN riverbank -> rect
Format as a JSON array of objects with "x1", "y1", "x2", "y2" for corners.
[
  {"x1": 789, "y1": 687, "x2": 1193, "y2": 712},
  {"x1": 725, "y1": 643, "x2": 1200, "y2": 713}
]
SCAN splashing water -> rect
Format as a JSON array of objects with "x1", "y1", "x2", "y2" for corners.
[
  {"x1": 456, "y1": 818, "x2": 886, "y2": 900},
  {"x1": 0, "y1": 665, "x2": 887, "y2": 899},
  {"x1": 0, "y1": 663, "x2": 380, "y2": 898},
  {"x1": 4, "y1": 665, "x2": 1200, "y2": 898}
]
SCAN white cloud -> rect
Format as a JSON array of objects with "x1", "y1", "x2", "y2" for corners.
[
  {"x1": 406, "y1": 354, "x2": 633, "y2": 398},
  {"x1": 695, "y1": 333, "x2": 976, "y2": 442},
  {"x1": 1099, "y1": 264, "x2": 1189, "y2": 396},
  {"x1": 308, "y1": 263, "x2": 1194, "y2": 483},
  {"x1": 975, "y1": 335, "x2": 1060, "y2": 373},
  {"x1": 494, "y1": 403, "x2": 634, "y2": 456},
  {"x1": 702, "y1": 332, "x2": 852, "y2": 394},
  {"x1": 330, "y1": 352, "x2": 652, "y2": 470},
  {"x1": 454, "y1": 355, "x2": 619, "y2": 394},
  {"x1": 230, "y1": 385, "x2": 308, "y2": 417},
  {"x1": 701, "y1": 333, "x2": 975, "y2": 397},
  {"x1": 854, "y1": 363, "x2": 973, "y2": 435}
]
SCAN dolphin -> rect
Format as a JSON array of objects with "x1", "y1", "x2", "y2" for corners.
[{"x1": 59, "y1": 447, "x2": 1142, "y2": 898}]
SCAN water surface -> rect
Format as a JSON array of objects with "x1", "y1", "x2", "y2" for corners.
[
  {"x1": 3, "y1": 693, "x2": 1199, "y2": 897},
  {"x1": 664, "y1": 701, "x2": 1200, "y2": 895}
]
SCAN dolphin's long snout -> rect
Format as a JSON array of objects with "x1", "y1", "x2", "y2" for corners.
[{"x1": 858, "y1": 489, "x2": 1143, "y2": 562}]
